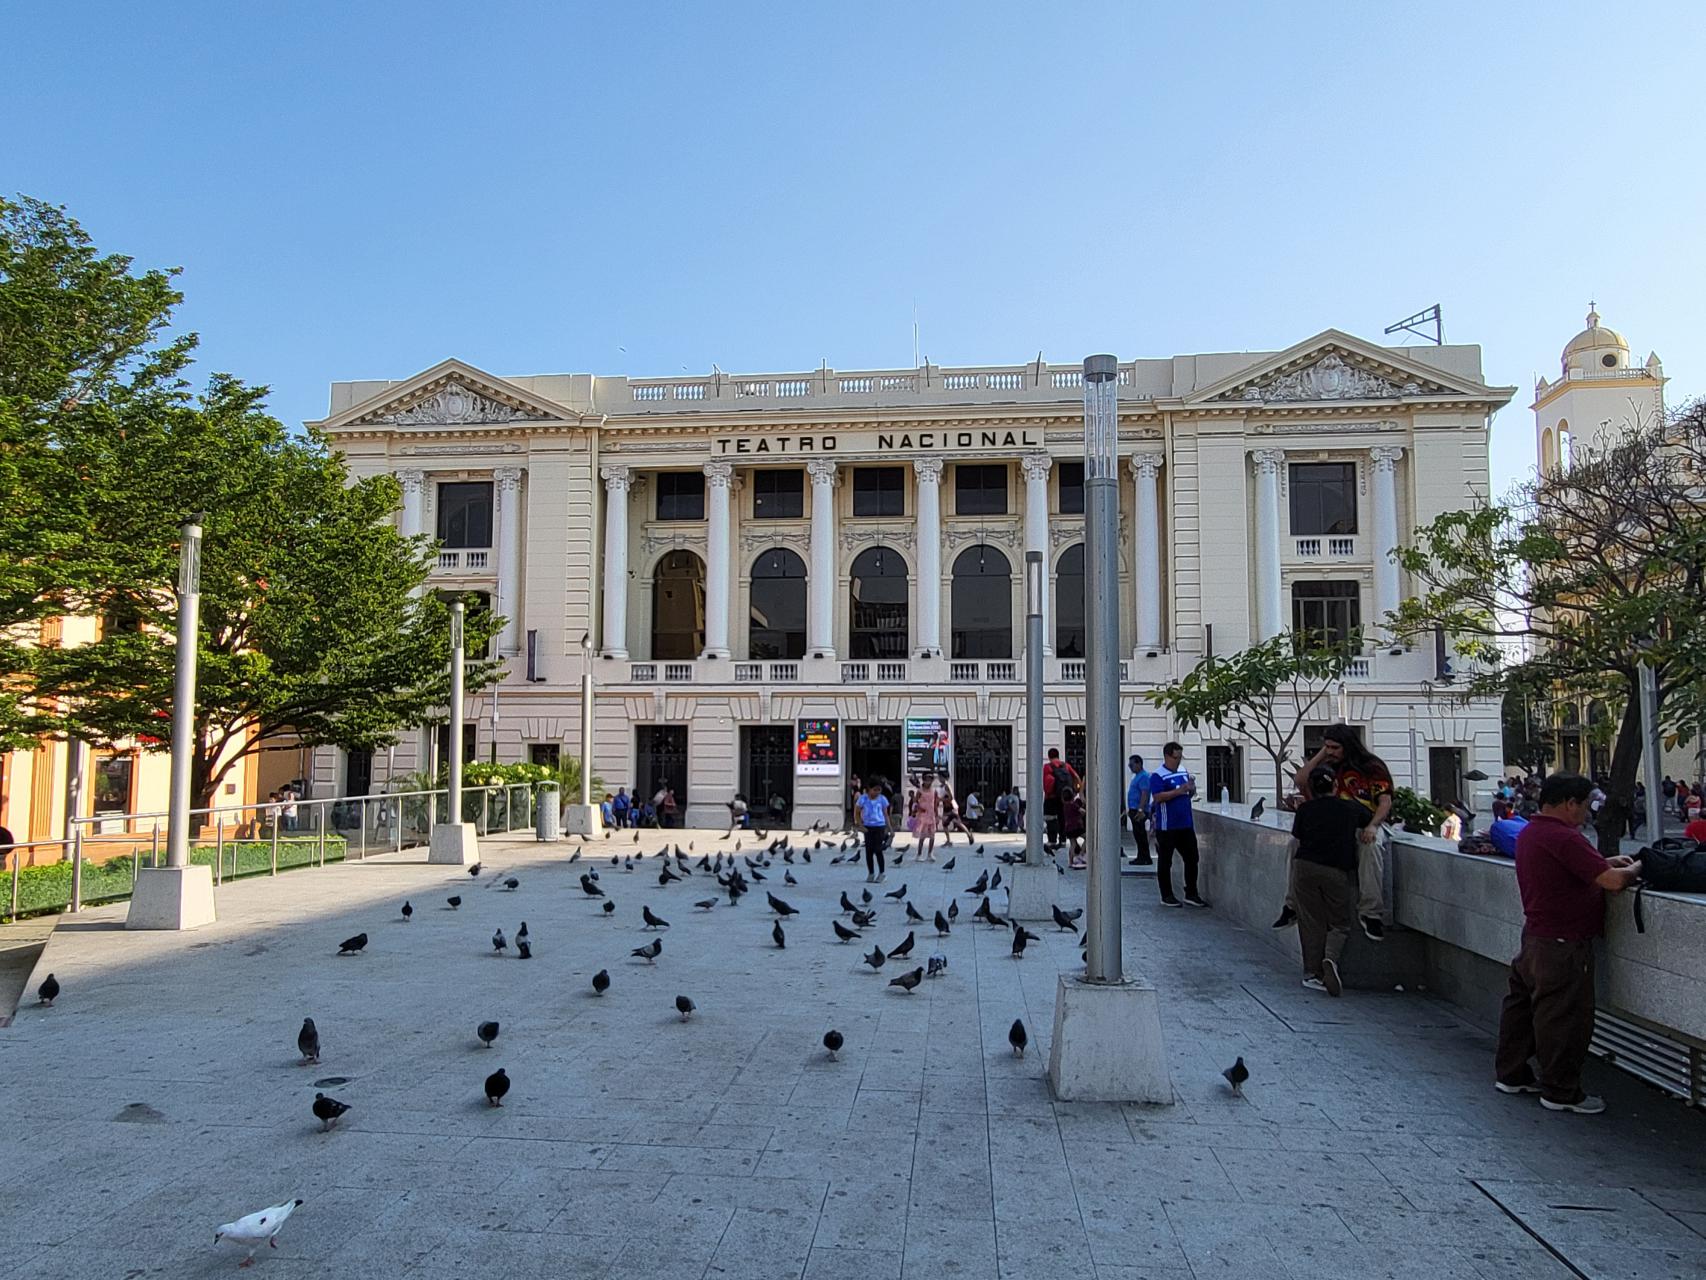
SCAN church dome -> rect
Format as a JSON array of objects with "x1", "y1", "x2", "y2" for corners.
[{"x1": 1562, "y1": 305, "x2": 1629, "y2": 373}]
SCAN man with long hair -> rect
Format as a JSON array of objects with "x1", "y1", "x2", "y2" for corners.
[{"x1": 1284, "y1": 724, "x2": 1394, "y2": 941}]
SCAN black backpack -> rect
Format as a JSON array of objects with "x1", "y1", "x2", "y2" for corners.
[{"x1": 1631, "y1": 838, "x2": 1706, "y2": 932}]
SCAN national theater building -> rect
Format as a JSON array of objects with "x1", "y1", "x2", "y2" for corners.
[{"x1": 309, "y1": 330, "x2": 1515, "y2": 828}]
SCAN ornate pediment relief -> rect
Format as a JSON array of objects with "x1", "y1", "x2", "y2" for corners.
[
  {"x1": 1220, "y1": 351, "x2": 1440, "y2": 404},
  {"x1": 358, "y1": 379, "x2": 540, "y2": 426}
]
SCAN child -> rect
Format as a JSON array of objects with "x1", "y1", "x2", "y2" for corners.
[
  {"x1": 1063, "y1": 785, "x2": 1087, "y2": 869},
  {"x1": 1290, "y1": 766, "x2": 1371, "y2": 996},
  {"x1": 856, "y1": 780, "x2": 892, "y2": 883}
]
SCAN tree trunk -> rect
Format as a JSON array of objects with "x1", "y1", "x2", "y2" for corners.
[{"x1": 1594, "y1": 693, "x2": 1645, "y2": 856}]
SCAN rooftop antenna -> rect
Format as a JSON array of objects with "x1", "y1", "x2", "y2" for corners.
[{"x1": 1384, "y1": 304, "x2": 1442, "y2": 345}]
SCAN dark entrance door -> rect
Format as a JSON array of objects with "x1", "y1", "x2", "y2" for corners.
[
  {"x1": 953, "y1": 725, "x2": 1012, "y2": 810},
  {"x1": 345, "y1": 748, "x2": 373, "y2": 798},
  {"x1": 1429, "y1": 746, "x2": 1464, "y2": 808},
  {"x1": 636, "y1": 725, "x2": 689, "y2": 810},
  {"x1": 849, "y1": 725, "x2": 903, "y2": 795},
  {"x1": 741, "y1": 726, "x2": 794, "y2": 825}
]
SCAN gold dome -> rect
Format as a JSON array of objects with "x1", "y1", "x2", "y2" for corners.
[{"x1": 1563, "y1": 305, "x2": 1629, "y2": 359}]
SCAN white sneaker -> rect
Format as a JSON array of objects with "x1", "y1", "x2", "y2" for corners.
[
  {"x1": 1302, "y1": 976, "x2": 1328, "y2": 992},
  {"x1": 1540, "y1": 1094, "x2": 1606, "y2": 1115},
  {"x1": 1321, "y1": 958, "x2": 1342, "y2": 997}
]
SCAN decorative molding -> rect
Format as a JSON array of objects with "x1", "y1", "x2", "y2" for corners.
[
  {"x1": 740, "y1": 528, "x2": 813, "y2": 554},
  {"x1": 806, "y1": 459, "x2": 840, "y2": 485},
  {"x1": 1248, "y1": 418, "x2": 1402, "y2": 437},
  {"x1": 1369, "y1": 445, "x2": 1404, "y2": 472},
  {"x1": 839, "y1": 524, "x2": 914, "y2": 551},
  {"x1": 600, "y1": 465, "x2": 633, "y2": 493},
  {"x1": 493, "y1": 465, "x2": 524, "y2": 493},
  {"x1": 704, "y1": 458, "x2": 735, "y2": 487},
  {"x1": 913, "y1": 456, "x2": 944, "y2": 483},
  {"x1": 1226, "y1": 352, "x2": 1450, "y2": 405},
  {"x1": 395, "y1": 468, "x2": 426, "y2": 494},
  {"x1": 1049, "y1": 520, "x2": 1085, "y2": 550},
  {"x1": 396, "y1": 443, "x2": 525, "y2": 456},
  {"x1": 368, "y1": 380, "x2": 539, "y2": 426},
  {"x1": 943, "y1": 525, "x2": 1022, "y2": 553},
  {"x1": 1019, "y1": 452, "x2": 1052, "y2": 484},
  {"x1": 1129, "y1": 451, "x2": 1164, "y2": 480},
  {"x1": 1251, "y1": 448, "x2": 1287, "y2": 474},
  {"x1": 640, "y1": 529, "x2": 705, "y2": 557}
]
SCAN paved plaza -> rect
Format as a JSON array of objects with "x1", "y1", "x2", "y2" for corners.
[{"x1": 3, "y1": 827, "x2": 1704, "y2": 1280}]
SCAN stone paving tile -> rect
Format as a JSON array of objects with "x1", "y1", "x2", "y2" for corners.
[
  {"x1": 803, "y1": 1245, "x2": 902, "y2": 1280},
  {"x1": 901, "y1": 1212, "x2": 999, "y2": 1280}
]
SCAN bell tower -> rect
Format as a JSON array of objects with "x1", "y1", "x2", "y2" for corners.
[{"x1": 1533, "y1": 304, "x2": 1665, "y2": 473}]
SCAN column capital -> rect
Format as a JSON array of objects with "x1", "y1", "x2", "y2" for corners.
[
  {"x1": 704, "y1": 458, "x2": 735, "y2": 487},
  {"x1": 600, "y1": 464, "x2": 633, "y2": 493},
  {"x1": 806, "y1": 458, "x2": 840, "y2": 486},
  {"x1": 1251, "y1": 448, "x2": 1287, "y2": 474},
  {"x1": 1019, "y1": 452, "x2": 1053, "y2": 484},
  {"x1": 1128, "y1": 451, "x2": 1164, "y2": 480},
  {"x1": 395, "y1": 468, "x2": 426, "y2": 494},
  {"x1": 493, "y1": 465, "x2": 524, "y2": 492},
  {"x1": 1369, "y1": 445, "x2": 1404, "y2": 471},
  {"x1": 914, "y1": 456, "x2": 944, "y2": 483}
]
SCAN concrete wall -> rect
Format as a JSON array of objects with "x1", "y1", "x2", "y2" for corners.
[{"x1": 1195, "y1": 807, "x2": 1706, "y2": 1049}]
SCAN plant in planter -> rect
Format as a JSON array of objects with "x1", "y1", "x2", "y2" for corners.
[{"x1": 1388, "y1": 786, "x2": 1448, "y2": 836}]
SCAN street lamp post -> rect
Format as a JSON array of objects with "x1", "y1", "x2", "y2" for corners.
[
  {"x1": 1025, "y1": 551, "x2": 1045, "y2": 868},
  {"x1": 448, "y1": 602, "x2": 466, "y2": 820},
  {"x1": 1082, "y1": 354, "x2": 1122, "y2": 985},
  {"x1": 1638, "y1": 657, "x2": 1664, "y2": 840},
  {"x1": 580, "y1": 631, "x2": 595, "y2": 811}
]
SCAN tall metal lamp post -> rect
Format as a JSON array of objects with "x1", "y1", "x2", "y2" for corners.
[
  {"x1": 428, "y1": 600, "x2": 479, "y2": 863},
  {"x1": 1025, "y1": 551, "x2": 1046, "y2": 868},
  {"x1": 562, "y1": 630, "x2": 603, "y2": 834}
]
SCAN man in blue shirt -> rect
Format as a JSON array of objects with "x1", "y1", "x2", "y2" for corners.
[
  {"x1": 1126, "y1": 754, "x2": 1153, "y2": 867},
  {"x1": 1488, "y1": 801, "x2": 1529, "y2": 857},
  {"x1": 1150, "y1": 741, "x2": 1207, "y2": 908}
]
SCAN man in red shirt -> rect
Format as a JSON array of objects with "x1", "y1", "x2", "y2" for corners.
[{"x1": 1494, "y1": 773, "x2": 1640, "y2": 1115}]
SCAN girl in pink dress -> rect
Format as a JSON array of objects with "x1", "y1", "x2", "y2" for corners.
[{"x1": 913, "y1": 774, "x2": 942, "y2": 862}]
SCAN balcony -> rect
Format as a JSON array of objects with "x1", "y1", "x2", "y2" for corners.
[
  {"x1": 1293, "y1": 536, "x2": 1358, "y2": 559},
  {"x1": 1059, "y1": 659, "x2": 1132, "y2": 682},
  {"x1": 735, "y1": 661, "x2": 800, "y2": 683},
  {"x1": 436, "y1": 548, "x2": 491, "y2": 571},
  {"x1": 950, "y1": 660, "x2": 1020, "y2": 683},
  {"x1": 841, "y1": 660, "x2": 911, "y2": 683}
]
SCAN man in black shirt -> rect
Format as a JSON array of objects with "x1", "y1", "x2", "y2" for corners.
[{"x1": 1290, "y1": 767, "x2": 1370, "y2": 997}]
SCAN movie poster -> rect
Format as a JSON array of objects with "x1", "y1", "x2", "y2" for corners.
[
  {"x1": 796, "y1": 718, "x2": 840, "y2": 775},
  {"x1": 904, "y1": 717, "x2": 951, "y2": 776}
]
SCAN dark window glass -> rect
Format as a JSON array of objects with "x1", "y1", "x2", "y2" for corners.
[
  {"x1": 1064, "y1": 725, "x2": 1086, "y2": 780},
  {"x1": 93, "y1": 754, "x2": 135, "y2": 814},
  {"x1": 434, "y1": 724, "x2": 478, "y2": 774},
  {"x1": 955, "y1": 464, "x2": 1008, "y2": 515},
  {"x1": 950, "y1": 545, "x2": 1012, "y2": 658},
  {"x1": 345, "y1": 749, "x2": 373, "y2": 798},
  {"x1": 1057, "y1": 462, "x2": 1084, "y2": 515},
  {"x1": 1054, "y1": 543, "x2": 1086, "y2": 657},
  {"x1": 853, "y1": 467, "x2": 905, "y2": 517},
  {"x1": 529, "y1": 743, "x2": 561, "y2": 769},
  {"x1": 656, "y1": 472, "x2": 706, "y2": 521},
  {"x1": 1205, "y1": 744, "x2": 1243, "y2": 804},
  {"x1": 752, "y1": 469, "x2": 804, "y2": 520},
  {"x1": 1291, "y1": 581, "x2": 1361, "y2": 652},
  {"x1": 636, "y1": 725, "x2": 689, "y2": 808},
  {"x1": 749, "y1": 548, "x2": 807, "y2": 659},
  {"x1": 1288, "y1": 463, "x2": 1357, "y2": 536},
  {"x1": 651, "y1": 550, "x2": 705, "y2": 659},
  {"x1": 848, "y1": 546, "x2": 909, "y2": 658},
  {"x1": 437, "y1": 481, "x2": 494, "y2": 548},
  {"x1": 740, "y1": 725, "x2": 794, "y2": 816}
]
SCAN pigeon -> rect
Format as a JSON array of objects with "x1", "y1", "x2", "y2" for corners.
[
  {"x1": 942, "y1": 856, "x2": 956, "y2": 871},
  {"x1": 1060, "y1": 905, "x2": 1084, "y2": 921},
  {"x1": 675, "y1": 994, "x2": 696, "y2": 1021},
  {"x1": 642, "y1": 905, "x2": 670, "y2": 930},
  {"x1": 517, "y1": 939, "x2": 532, "y2": 960},
  {"x1": 823, "y1": 1029, "x2": 844, "y2": 1060},
  {"x1": 767, "y1": 893, "x2": 799, "y2": 917},
  {"x1": 569, "y1": 848, "x2": 583, "y2": 863},
  {"x1": 624, "y1": 857, "x2": 633, "y2": 872},
  {"x1": 890, "y1": 930, "x2": 916, "y2": 959},
  {"x1": 606, "y1": 830, "x2": 613, "y2": 839},
  {"x1": 311, "y1": 1092, "x2": 350, "y2": 1131},
  {"x1": 884, "y1": 882, "x2": 908, "y2": 900},
  {"x1": 632, "y1": 938, "x2": 663, "y2": 963},
  {"x1": 749, "y1": 868, "x2": 767, "y2": 882},
  {"x1": 517, "y1": 922, "x2": 529, "y2": 943},
  {"x1": 833, "y1": 919, "x2": 863, "y2": 943},
  {"x1": 862, "y1": 945, "x2": 886, "y2": 971},
  {"x1": 784, "y1": 870, "x2": 798, "y2": 886},
  {"x1": 602, "y1": 900, "x2": 616, "y2": 917},
  {"x1": 1009, "y1": 1019, "x2": 1028, "y2": 1058},
  {"x1": 947, "y1": 899, "x2": 960, "y2": 921},
  {"x1": 38, "y1": 973, "x2": 60, "y2": 1006},
  {"x1": 469, "y1": 862, "x2": 482, "y2": 876},
  {"x1": 215, "y1": 1198, "x2": 304, "y2": 1265},
  {"x1": 888, "y1": 966, "x2": 924, "y2": 993},
  {"x1": 485, "y1": 1067, "x2": 510, "y2": 1106},
  {"x1": 634, "y1": 830, "x2": 641, "y2": 843},
  {"x1": 1011, "y1": 925, "x2": 1039, "y2": 958},
  {"x1": 337, "y1": 933, "x2": 367, "y2": 955},
  {"x1": 658, "y1": 868, "x2": 679, "y2": 886},
  {"x1": 772, "y1": 920, "x2": 787, "y2": 949},
  {"x1": 504, "y1": 877, "x2": 520, "y2": 891},
  {"x1": 492, "y1": 928, "x2": 508, "y2": 953},
  {"x1": 1052, "y1": 904, "x2": 1080, "y2": 933},
  {"x1": 400, "y1": 900, "x2": 412, "y2": 923},
  {"x1": 861, "y1": 888, "x2": 873, "y2": 905},
  {"x1": 933, "y1": 909, "x2": 951, "y2": 936},
  {"x1": 581, "y1": 874, "x2": 605, "y2": 897},
  {"x1": 477, "y1": 1020, "x2": 500, "y2": 1048},
  {"x1": 840, "y1": 891, "x2": 859, "y2": 915},
  {"x1": 850, "y1": 908, "x2": 876, "y2": 928},
  {"x1": 973, "y1": 897, "x2": 996, "y2": 923},
  {"x1": 1250, "y1": 797, "x2": 1265, "y2": 821},
  {"x1": 1222, "y1": 1056, "x2": 1249, "y2": 1095},
  {"x1": 966, "y1": 872, "x2": 989, "y2": 896},
  {"x1": 906, "y1": 901, "x2": 925, "y2": 923},
  {"x1": 694, "y1": 897, "x2": 718, "y2": 910},
  {"x1": 976, "y1": 843, "x2": 986, "y2": 858},
  {"x1": 990, "y1": 869, "x2": 1002, "y2": 891},
  {"x1": 297, "y1": 1018, "x2": 320, "y2": 1064},
  {"x1": 446, "y1": 895, "x2": 462, "y2": 910},
  {"x1": 926, "y1": 953, "x2": 948, "y2": 978},
  {"x1": 592, "y1": 968, "x2": 611, "y2": 995}
]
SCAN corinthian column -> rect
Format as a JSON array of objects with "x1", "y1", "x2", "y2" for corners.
[
  {"x1": 1130, "y1": 452, "x2": 1163, "y2": 653},
  {"x1": 600, "y1": 466, "x2": 632, "y2": 660},
  {"x1": 807, "y1": 459, "x2": 839, "y2": 658},
  {"x1": 702, "y1": 459, "x2": 733, "y2": 659},
  {"x1": 1370, "y1": 445, "x2": 1404, "y2": 644},
  {"x1": 397, "y1": 469, "x2": 426, "y2": 539},
  {"x1": 1020, "y1": 453, "x2": 1053, "y2": 656},
  {"x1": 1252, "y1": 449, "x2": 1286, "y2": 642},
  {"x1": 493, "y1": 466, "x2": 524, "y2": 655},
  {"x1": 914, "y1": 457, "x2": 943, "y2": 658}
]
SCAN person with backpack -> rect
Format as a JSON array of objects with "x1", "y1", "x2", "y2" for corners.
[
  {"x1": 1286, "y1": 724, "x2": 1395, "y2": 941},
  {"x1": 1494, "y1": 773, "x2": 1640, "y2": 1115},
  {"x1": 1041, "y1": 748, "x2": 1079, "y2": 848},
  {"x1": 1289, "y1": 766, "x2": 1370, "y2": 996}
]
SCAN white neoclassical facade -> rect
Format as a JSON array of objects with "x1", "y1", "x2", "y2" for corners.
[{"x1": 309, "y1": 330, "x2": 1515, "y2": 826}]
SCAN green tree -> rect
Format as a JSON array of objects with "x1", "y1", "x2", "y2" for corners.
[
  {"x1": 1392, "y1": 397, "x2": 1706, "y2": 852},
  {"x1": 1146, "y1": 632, "x2": 1360, "y2": 804},
  {"x1": 1500, "y1": 686, "x2": 1555, "y2": 776}
]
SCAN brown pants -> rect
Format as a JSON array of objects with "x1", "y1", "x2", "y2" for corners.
[
  {"x1": 1495, "y1": 936, "x2": 1596, "y2": 1105},
  {"x1": 1293, "y1": 858, "x2": 1357, "y2": 978}
]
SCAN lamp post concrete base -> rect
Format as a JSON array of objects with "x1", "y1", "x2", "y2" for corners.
[
  {"x1": 1004, "y1": 863, "x2": 1060, "y2": 921},
  {"x1": 563, "y1": 804, "x2": 604, "y2": 837},
  {"x1": 125, "y1": 865, "x2": 217, "y2": 931},
  {"x1": 427, "y1": 822, "x2": 480, "y2": 865},
  {"x1": 1046, "y1": 972, "x2": 1172, "y2": 1103}
]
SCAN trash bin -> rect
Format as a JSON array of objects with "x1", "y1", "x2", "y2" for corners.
[{"x1": 536, "y1": 782, "x2": 561, "y2": 842}]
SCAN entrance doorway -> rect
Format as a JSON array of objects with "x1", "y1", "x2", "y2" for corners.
[
  {"x1": 953, "y1": 725, "x2": 1012, "y2": 810},
  {"x1": 741, "y1": 726, "x2": 794, "y2": 826},
  {"x1": 636, "y1": 725, "x2": 689, "y2": 810},
  {"x1": 849, "y1": 725, "x2": 903, "y2": 794},
  {"x1": 1429, "y1": 746, "x2": 1465, "y2": 808}
]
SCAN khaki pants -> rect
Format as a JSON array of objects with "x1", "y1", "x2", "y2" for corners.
[
  {"x1": 1285, "y1": 822, "x2": 1391, "y2": 921},
  {"x1": 1495, "y1": 936, "x2": 1597, "y2": 1106},
  {"x1": 1293, "y1": 859, "x2": 1357, "y2": 978}
]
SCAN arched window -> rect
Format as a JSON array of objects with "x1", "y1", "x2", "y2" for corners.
[
  {"x1": 749, "y1": 548, "x2": 807, "y2": 660},
  {"x1": 651, "y1": 550, "x2": 705, "y2": 660},
  {"x1": 1055, "y1": 543, "x2": 1086, "y2": 658},
  {"x1": 1540, "y1": 427, "x2": 1557, "y2": 474},
  {"x1": 849, "y1": 546, "x2": 909, "y2": 659},
  {"x1": 951, "y1": 545, "x2": 1012, "y2": 659}
]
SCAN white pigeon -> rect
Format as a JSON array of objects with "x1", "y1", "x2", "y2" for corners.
[{"x1": 215, "y1": 1198, "x2": 304, "y2": 1267}]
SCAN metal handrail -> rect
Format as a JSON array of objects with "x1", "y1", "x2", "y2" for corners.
[{"x1": 4, "y1": 838, "x2": 73, "y2": 923}]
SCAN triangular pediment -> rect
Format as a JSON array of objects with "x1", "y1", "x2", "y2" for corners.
[
  {"x1": 315, "y1": 359, "x2": 579, "y2": 431},
  {"x1": 1187, "y1": 330, "x2": 1503, "y2": 406}
]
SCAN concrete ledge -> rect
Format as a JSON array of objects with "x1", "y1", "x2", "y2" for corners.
[
  {"x1": 427, "y1": 822, "x2": 480, "y2": 865},
  {"x1": 1047, "y1": 972, "x2": 1171, "y2": 1103},
  {"x1": 1004, "y1": 863, "x2": 1060, "y2": 920},
  {"x1": 562, "y1": 804, "x2": 602, "y2": 837},
  {"x1": 125, "y1": 865, "x2": 217, "y2": 931}
]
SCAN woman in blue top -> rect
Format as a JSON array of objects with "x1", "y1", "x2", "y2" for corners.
[{"x1": 856, "y1": 779, "x2": 892, "y2": 883}]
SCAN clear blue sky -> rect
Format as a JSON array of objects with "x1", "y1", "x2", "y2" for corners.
[{"x1": 8, "y1": 1, "x2": 1702, "y2": 495}]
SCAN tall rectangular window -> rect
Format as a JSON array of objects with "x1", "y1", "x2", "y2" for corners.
[
  {"x1": 752, "y1": 469, "x2": 804, "y2": 519},
  {"x1": 955, "y1": 464, "x2": 1008, "y2": 515},
  {"x1": 93, "y1": 754, "x2": 135, "y2": 815},
  {"x1": 655, "y1": 472, "x2": 706, "y2": 521},
  {"x1": 1057, "y1": 462, "x2": 1085, "y2": 515},
  {"x1": 1288, "y1": 463, "x2": 1357, "y2": 536},
  {"x1": 852, "y1": 467, "x2": 905, "y2": 517},
  {"x1": 1291, "y1": 581, "x2": 1361, "y2": 651},
  {"x1": 1205, "y1": 744, "x2": 1243, "y2": 804},
  {"x1": 437, "y1": 481, "x2": 494, "y2": 548},
  {"x1": 529, "y1": 743, "x2": 562, "y2": 769}
]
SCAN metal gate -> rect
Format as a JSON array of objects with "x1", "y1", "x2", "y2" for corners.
[
  {"x1": 953, "y1": 726, "x2": 1012, "y2": 807},
  {"x1": 635, "y1": 725, "x2": 689, "y2": 808},
  {"x1": 741, "y1": 726, "x2": 794, "y2": 823}
]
